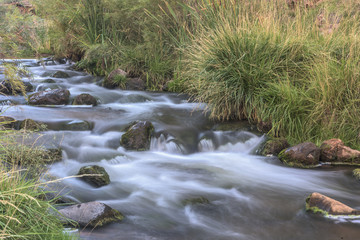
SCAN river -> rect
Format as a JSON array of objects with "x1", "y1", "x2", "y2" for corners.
[{"x1": 1, "y1": 59, "x2": 360, "y2": 240}]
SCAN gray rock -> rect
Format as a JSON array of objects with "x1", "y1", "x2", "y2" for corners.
[
  {"x1": 41, "y1": 79, "x2": 56, "y2": 83},
  {"x1": 126, "y1": 78, "x2": 146, "y2": 91},
  {"x1": 103, "y1": 68, "x2": 127, "y2": 89},
  {"x1": 73, "y1": 93, "x2": 97, "y2": 106},
  {"x1": 278, "y1": 142, "x2": 320, "y2": 168},
  {"x1": 58, "y1": 202, "x2": 124, "y2": 228},
  {"x1": 78, "y1": 165, "x2": 110, "y2": 188},
  {"x1": 28, "y1": 89, "x2": 70, "y2": 105},
  {"x1": 64, "y1": 120, "x2": 92, "y2": 131},
  {"x1": 120, "y1": 121, "x2": 154, "y2": 151}
]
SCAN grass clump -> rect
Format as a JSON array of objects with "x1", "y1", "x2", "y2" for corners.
[{"x1": 0, "y1": 164, "x2": 71, "y2": 240}]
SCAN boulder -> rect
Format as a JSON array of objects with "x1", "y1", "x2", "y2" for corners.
[
  {"x1": 120, "y1": 121, "x2": 154, "y2": 151},
  {"x1": 353, "y1": 169, "x2": 360, "y2": 181},
  {"x1": 52, "y1": 71, "x2": 70, "y2": 78},
  {"x1": 320, "y1": 139, "x2": 360, "y2": 164},
  {"x1": 0, "y1": 80, "x2": 33, "y2": 95},
  {"x1": 19, "y1": 119, "x2": 46, "y2": 131},
  {"x1": 278, "y1": 142, "x2": 320, "y2": 168},
  {"x1": 28, "y1": 89, "x2": 70, "y2": 105},
  {"x1": 103, "y1": 68, "x2": 127, "y2": 89},
  {"x1": 262, "y1": 137, "x2": 290, "y2": 156},
  {"x1": 72, "y1": 93, "x2": 97, "y2": 106},
  {"x1": 78, "y1": 165, "x2": 110, "y2": 188},
  {"x1": 0, "y1": 116, "x2": 16, "y2": 129},
  {"x1": 58, "y1": 202, "x2": 124, "y2": 228},
  {"x1": 306, "y1": 192, "x2": 360, "y2": 216}
]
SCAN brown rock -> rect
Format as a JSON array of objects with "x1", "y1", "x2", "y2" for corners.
[
  {"x1": 0, "y1": 116, "x2": 16, "y2": 129},
  {"x1": 126, "y1": 78, "x2": 146, "y2": 91},
  {"x1": 306, "y1": 192, "x2": 360, "y2": 216},
  {"x1": 262, "y1": 137, "x2": 290, "y2": 156},
  {"x1": 320, "y1": 139, "x2": 360, "y2": 163},
  {"x1": 278, "y1": 142, "x2": 320, "y2": 167},
  {"x1": 28, "y1": 89, "x2": 70, "y2": 105},
  {"x1": 103, "y1": 68, "x2": 127, "y2": 89}
]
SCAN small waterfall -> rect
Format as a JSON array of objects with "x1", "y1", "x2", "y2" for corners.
[{"x1": 150, "y1": 134, "x2": 183, "y2": 154}]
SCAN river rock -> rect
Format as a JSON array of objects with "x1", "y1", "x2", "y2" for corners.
[
  {"x1": 73, "y1": 93, "x2": 97, "y2": 106},
  {"x1": 19, "y1": 119, "x2": 46, "y2": 131},
  {"x1": 0, "y1": 116, "x2": 16, "y2": 129},
  {"x1": 320, "y1": 139, "x2": 360, "y2": 164},
  {"x1": 262, "y1": 137, "x2": 290, "y2": 156},
  {"x1": 28, "y1": 89, "x2": 70, "y2": 105},
  {"x1": 103, "y1": 68, "x2": 127, "y2": 89},
  {"x1": 306, "y1": 192, "x2": 360, "y2": 216},
  {"x1": 278, "y1": 142, "x2": 320, "y2": 167},
  {"x1": 64, "y1": 120, "x2": 92, "y2": 131},
  {"x1": 0, "y1": 80, "x2": 33, "y2": 95},
  {"x1": 78, "y1": 165, "x2": 110, "y2": 187},
  {"x1": 58, "y1": 202, "x2": 124, "y2": 228},
  {"x1": 52, "y1": 71, "x2": 70, "y2": 78},
  {"x1": 120, "y1": 121, "x2": 154, "y2": 151},
  {"x1": 353, "y1": 169, "x2": 360, "y2": 181}
]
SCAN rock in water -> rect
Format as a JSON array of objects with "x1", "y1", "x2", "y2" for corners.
[
  {"x1": 19, "y1": 119, "x2": 46, "y2": 131},
  {"x1": 28, "y1": 89, "x2": 70, "y2": 105},
  {"x1": 278, "y1": 142, "x2": 320, "y2": 168},
  {"x1": 78, "y1": 165, "x2": 110, "y2": 188},
  {"x1": 58, "y1": 202, "x2": 124, "y2": 228},
  {"x1": 103, "y1": 68, "x2": 127, "y2": 89},
  {"x1": 0, "y1": 116, "x2": 16, "y2": 129},
  {"x1": 306, "y1": 192, "x2": 360, "y2": 216},
  {"x1": 52, "y1": 71, "x2": 70, "y2": 78},
  {"x1": 120, "y1": 121, "x2": 154, "y2": 151},
  {"x1": 73, "y1": 93, "x2": 97, "y2": 106},
  {"x1": 0, "y1": 80, "x2": 33, "y2": 95},
  {"x1": 320, "y1": 139, "x2": 360, "y2": 164}
]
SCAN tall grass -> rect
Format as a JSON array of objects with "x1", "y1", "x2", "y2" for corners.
[{"x1": 180, "y1": 0, "x2": 360, "y2": 147}]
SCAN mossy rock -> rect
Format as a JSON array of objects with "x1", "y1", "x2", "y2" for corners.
[
  {"x1": 78, "y1": 165, "x2": 110, "y2": 188},
  {"x1": 63, "y1": 120, "x2": 92, "y2": 131},
  {"x1": 52, "y1": 71, "x2": 70, "y2": 78},
  {"x1": 182, "y1": 197, "x2": 210, "y2": 206},
  {"x1": 353, "y1": 169, "x2": 360, "y2": 181},
  {"x1": 278, "y1": 142, "x2": 320, "y2": 168},
  {"x1": 262, "y1": 137, "x2": 290, "y2": 156},
  {"x1": 19, "y1": 119, "x2": 47, "y2": 131},
  {"x1": 120, "y1": 121, "x2": 154, "y2": 151}
]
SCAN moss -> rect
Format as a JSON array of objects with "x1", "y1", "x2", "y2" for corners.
[
  {"x1": 90, "y1": 209, "x2": 124, "y2": 227},
  {"x1": 262, "y1": 137, "x2": 290, "y2": 156},
  {"x1": 78, "y1": 165, "x2": 110, "y2": 187},
  {"x1": 353, "y1": 169, "x2": 360, "y2": 180},
  {"x1": 305, "y1": 195, "x2": 329, "y2": 216}
]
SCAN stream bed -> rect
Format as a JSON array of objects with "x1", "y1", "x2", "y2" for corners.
[{"x1": 1, "y1": 59, "x2": 360, "y2": 240}]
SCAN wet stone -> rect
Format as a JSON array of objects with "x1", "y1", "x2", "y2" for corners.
[{"x1": 78, "y1": 165, "x2": 110, "y2": 188}]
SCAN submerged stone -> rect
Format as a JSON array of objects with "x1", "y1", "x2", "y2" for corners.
[
  {"x1": 182, "y1": 197, "x2": 210, "y2": 206},
  {"x1": 278, "y1": 142, "x2": 320, "y2": 168},
  {"x1": 78, "y1": 165, "x2": 110, "y2": 187},
  {"x1": 306, "y1": 192, "x2": 360, "y2": 216},
  {"x1": 52, "y1": 71, "x2": 70, "y2": 78},
  {"x1": 41, "y1": 78, "x2": 56, "y2": 83},
  {"x1": 120, "y1": 121, "x2": 154, "y2": 151},
  {"x1": 0, "y1": 80, "x2": 33, "y2": 95},
  {"x1": 58, "y1": 202, "x2": 124, "y2": 228}
]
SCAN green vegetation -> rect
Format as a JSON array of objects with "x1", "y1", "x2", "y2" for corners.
[{"x1": 2, "y1": 0, "x2": 360, "y2": 149}]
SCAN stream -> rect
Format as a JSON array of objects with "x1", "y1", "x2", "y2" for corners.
[{"x1": 1, "y1": 59, "x2": 360, "y2": 240}]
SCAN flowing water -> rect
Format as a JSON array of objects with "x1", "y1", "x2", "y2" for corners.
[{"x1": 1, "y1": 59, "x2": 360, "y2": 240}]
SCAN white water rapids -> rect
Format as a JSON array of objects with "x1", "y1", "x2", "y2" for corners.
[{"x1": 1, "y1": 59, "x2": 360, "y2": 240}]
